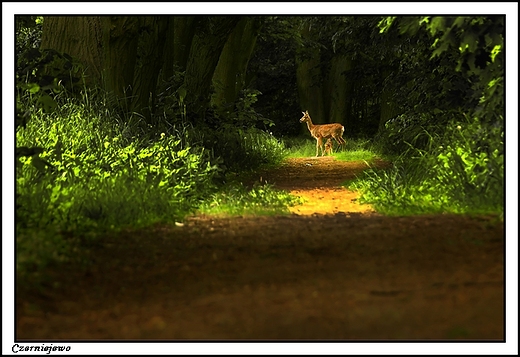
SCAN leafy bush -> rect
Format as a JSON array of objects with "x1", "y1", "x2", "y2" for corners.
[
  {"x1": 16, "y1": 85, "x2": 300, "y2": 281},
  {"x1": 16, "y1": 94, "x2": 220, "y2": 277}
]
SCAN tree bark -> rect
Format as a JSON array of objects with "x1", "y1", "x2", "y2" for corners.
[
  {"x1": 183, "y1": 16, "x2": 241, "y2": 121},
  {"x1": 41, "y1": 16, "x2": 103, "y2": 87},
  {"x1": 211, "y1": 17, "x2": 262, "y2": 113},
  {"x1": 161, "y1": 16, "x2": 197, "y2": 80},
  {"x1": 325, "y1": 55, "x2": 355, "y2": 129},
  {"x1": 296, "y1": 22, "x2": 325, "y2": 133},
  {"x1": 131, "y1": 16, "x2": 169, "y2": 121},
  {"x1": 101, "y1": 16, "x2": 140, "y2": 110}
]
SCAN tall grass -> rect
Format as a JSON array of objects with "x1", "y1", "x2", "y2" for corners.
[
  {"x1": 347, "y1": 116, "x2": 504, "y2": 216},
  {"x1": 197, "y1": 182, "x2": 303, "y2": 217},
  {"x1": 188, "y1": 124, "x2": 287, "y2": 173},
  {"x1": 15, "y1": 91, "x2": 296, "y2": 281}
]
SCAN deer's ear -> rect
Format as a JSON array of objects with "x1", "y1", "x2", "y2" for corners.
[{"x1": 302, "y1": 111, "x2": 305, "y2": 115}]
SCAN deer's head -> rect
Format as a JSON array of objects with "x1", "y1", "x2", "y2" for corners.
[{"x1": 300, "y1": 111, "x2": 310, "y2": 123}]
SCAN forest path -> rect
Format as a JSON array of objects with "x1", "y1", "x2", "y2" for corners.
[{"x1": 16, "y1": 157, "x2": 504, "y2": 342}]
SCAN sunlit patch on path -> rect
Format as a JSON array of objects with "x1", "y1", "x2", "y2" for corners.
[
  {"x1": 287, "y1": 187, "x2": 375, "y2": 215},
  {"x1": 261, "y1": 156, "x2": 383, "y2": 215}
]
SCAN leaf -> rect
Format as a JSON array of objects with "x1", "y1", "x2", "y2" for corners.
[
  {"x1": 30, "y1": 155, "x2": 52, "y2": 172},
  {"x1": 25, "y1": 83, "x2": 40, "y2": 94},
  {"x1": 16, "y1": 146, "x2": 43, "y2": 158},
  {"x1": 177, "y1": 86, "x2": 187, "y2": 102},
  {"x1": 37, "y1": 93, "x2": 58, "y2": 113},
  {"x1": 431, "y1": 40, "x2": 449, "y2": 59},
  {"x1": 452, "y1": 17, "x2": 468, "y2": 29},
  {"x1": 428, "y1": 17, "x2": 446, "y2": 36},
  {"x1": 461, "y1": 32, "x2": 478, "y2": 53}
]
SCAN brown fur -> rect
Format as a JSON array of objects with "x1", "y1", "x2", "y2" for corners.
[
  {"x1": 324, "y1": 138, "x2": 334, "y2": 155},
  {"x1": 300, "y1": 111, "x2": 346, "y2": 157}
]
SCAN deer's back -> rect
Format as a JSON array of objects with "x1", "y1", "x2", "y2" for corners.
[{"x1": 310, "y1": 123, "x2": 344, "y2": 138}]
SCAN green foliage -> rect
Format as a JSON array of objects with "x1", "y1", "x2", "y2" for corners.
[
  {"x1": 348, "y1": 116, "x2": 503, "y2": 216},
  {"x1": 16, "y1": 16, "x2": 43, "y2": 55},
  {"x1": 155, "y1": 65, "x2": 187, "y2": 125},
  {"x1": 228, "y1": 89, "x2": 275, "y2": 130},
  {"x1": 16, "y1": 85, "x2": 295, "y2": 281},
  {"x1": 366, "y1": 16, "x2": 504, "y2": 216},
  {"x1": 376, "y1": 113, "x2": 442, "y2": 155},
  {"x1": 198, "y1": 182, "x2": 302, "y2": 217},
  {"x1": 378, "y1": 16, "x2": 503, "y2": 130},
  {"x1": 283, "y1": 137, "x2": 320, "y2": 158},
  {"x1": 189, "y1": 124, "x2": 286, "y2": 174},
  {"x1": 210, "y1": 88, "x2": 275, "y2": 131},
  {"x1": 283, "y1": 137, "x2": 378, "y2": 162},
  {"x1": 334, "y1": 142, "x2": 378, "y2": 162},
  {"x1": 16, "y1": 94, "x2": 220, "y2": 278}
]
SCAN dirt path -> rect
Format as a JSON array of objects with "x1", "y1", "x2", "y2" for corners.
[{"x1": 16, "y1": 157, "x2": 504, "y2": 342}]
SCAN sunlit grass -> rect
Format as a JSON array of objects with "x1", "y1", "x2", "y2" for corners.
[
  {"x1": 15, "y1": 93, "x2": 299, "y2": 281},
  {"x1": 283, "y1": 137, "x2": 318, "y2": 158},
  {"x1": 334, "y1": 149, "x2": 378, "y2": 162},
  {"x1": 197, "y1": 182, "x2": 303, "y2": 217},
  {"x1": 283, "y1": 137, "x2": 380, "y2": 162},
  {"x1": 345, "y1": 123, "x2": 504, "y2": 217}
]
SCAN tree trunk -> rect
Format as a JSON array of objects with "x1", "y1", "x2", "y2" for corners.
[
  {"x1": 211, "y1": 17, "x2": 262, "y2": 114},
  {"x1": 325, "y1": 55, "x2": 355, "y2": 130},
  {"x1": 131, "y1": 16, "x2": 169, "y2": 121},
  {"x1": 161, "y1": 16, "x2": 197, "y2": 80},
  {"x1": 101, "y1": 16, "x2": 140, "y2": 110},
  {"x1": 296, "y1": 22, "x2": 325, "y2": 133},
  {"x1": 183, "y1": 16, "x2": 241, "y2": 121},
  {"x1": 41, "y1": 16, "x2": 103, "y2": 87}
]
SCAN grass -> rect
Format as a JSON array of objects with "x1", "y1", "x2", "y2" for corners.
[
  {"x1": 197, "y1": 182, "x2": 303, "y2": 217},
  {"x1": 283, "y1": 136, "x2": 379, "y2": 162},
  {"x1": 344, "y1": 120, "x2": 504, "y2": 217},
  {"x1": 15, "y1": 89, "x2": 504, "y2": 284},
  {"x1": 15, "y1": 92, "x2": 299, "y2": 282},
  {"x1": 283, "y1": 128, "x2": 503, "y2": 218}
]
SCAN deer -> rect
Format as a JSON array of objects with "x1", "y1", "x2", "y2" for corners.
[
  {"x1": 299, "y1": 111, "x2": 346, "y2": 157},
  {"x1": 324, "y1": 138, "x2": 334, "y2": 156}
]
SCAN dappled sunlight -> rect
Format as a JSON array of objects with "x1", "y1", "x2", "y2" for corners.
[{"x1": 288, "y1": 187, "x2": 375, "y2": 215}]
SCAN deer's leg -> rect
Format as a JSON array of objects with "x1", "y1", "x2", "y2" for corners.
[
  {"x1": 316, "y1": 137, "x2": 322, "y2": 157},
  {"x1": 333, "y1": 135, "x2": 346, "y2": 149}
]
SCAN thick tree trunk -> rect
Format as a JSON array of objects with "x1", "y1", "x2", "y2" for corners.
[
  {"x1": 325, "y1": 55, "x2": 354, "y2": 130},
  {"x1": 211, "y1": 17, "x2": 262, "y2": 114},
  {"x1": 131, "y1": 16, "x2": 169, "y2": 121},
  {"x1": 40, "y1": 16, "x2": 103, "y2": 86},
  {"x1": 101, "y1": 16, "x2": 140, "y2": 110},
  {"x1": 296, "y1": 22, "x2": 325, "y2": 133},
  {"x1": 183, "y1": 16, "x2": 241, "y2": 121},
  {"x1": 161, "y1": 16, "x2": 197, "y2": 80}
]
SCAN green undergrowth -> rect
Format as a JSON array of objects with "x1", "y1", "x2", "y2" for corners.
[
  {"x1": 196, "y1": 181, "x2": 303, "y2": 217},
  {"x1": 345, "y1": 119, "x2": 503, "y2": 217},
  {"x1": 283, "y1": 137, "x2": 378, "y2": 162},
  {"x1": 15, "y1": 93, "x2": 297, "y2": 283}
]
